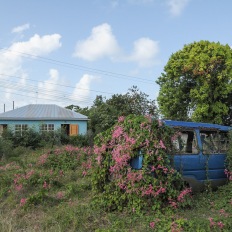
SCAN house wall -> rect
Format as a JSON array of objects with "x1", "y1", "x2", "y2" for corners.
[{"x1": 0, "y1": 120, "x2": 87, "y2": 135}]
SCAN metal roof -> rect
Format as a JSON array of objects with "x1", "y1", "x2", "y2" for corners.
[
  {"x1": 163, "y1": 120, "x2": 231, "y2": 131},
  {"x1": 0, "y1": 104, "x2": 88, "y2": 121}
]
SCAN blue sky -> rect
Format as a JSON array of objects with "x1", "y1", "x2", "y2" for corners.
[{"x1": 0, "y1": 0, "x2": 232, "y2": 112}]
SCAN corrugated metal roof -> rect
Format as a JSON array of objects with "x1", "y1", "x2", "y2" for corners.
[{"x1": 0, "y1": 104, "x2": 88, "y2": 121}]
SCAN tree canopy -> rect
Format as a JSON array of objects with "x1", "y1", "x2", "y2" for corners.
[
  {"x1": 66, "y1": 86, "x2": 158, "y2": 143},
  {"x1": 156, "y1": 40, "x2": 232, "y2": 125}
]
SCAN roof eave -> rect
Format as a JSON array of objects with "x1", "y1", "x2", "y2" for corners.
[{"x1": 0, "y1": 117, "x2": 89, "y2": 121}]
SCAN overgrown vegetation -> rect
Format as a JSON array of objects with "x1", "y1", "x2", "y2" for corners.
[
  {"x1": 92, "y1": 115, "x2": 191, "y2": 212},
  {"x1": 0, "y1": 115, "x2": 231, "y2": 231}
]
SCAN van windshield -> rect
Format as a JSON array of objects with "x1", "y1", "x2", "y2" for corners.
[
  {"x1": 200, "y1": 131, "x2": 229, "y2": 154},
  {"x1": 172, "y1": 130, "x2": 198, "y2": 154}
]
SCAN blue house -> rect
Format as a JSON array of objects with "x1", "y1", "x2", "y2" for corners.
[{"x1": 0, "y1": 104, "x2": 88, "y2": 136}]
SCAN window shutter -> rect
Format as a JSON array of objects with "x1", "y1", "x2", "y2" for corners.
[{"x1": 69, "y1": 124, "x2": 78, "y2": 136}]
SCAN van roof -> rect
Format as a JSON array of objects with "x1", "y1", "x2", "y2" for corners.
[{"x1": 163, "y1": 120, "x2": 231, "y2": 131}]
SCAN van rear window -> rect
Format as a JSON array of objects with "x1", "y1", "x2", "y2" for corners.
[{"x1": 200, "y1": 131, "x2": 229, "y2": 154}]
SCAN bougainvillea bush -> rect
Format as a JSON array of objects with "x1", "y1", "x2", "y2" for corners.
[{"x1": 92, "y1": 115, "x2": 192, "y2": 212}]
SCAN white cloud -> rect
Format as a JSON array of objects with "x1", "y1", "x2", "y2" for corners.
[
  {"x1": 9, "y1": 34, "x2": 62, "y2": 57},
  {"x1": 0, "y1": 34, "x2": 62, "y2": 110},
  {"x1": 167, "y1": 0, "x2": 190, "y2": 16},
  {"x1": 73, "y1": 23, "x2": 120, "y2": 61},
  {"x1": 70, "y1": 74, "x2": 97, "y2": 106},
  {"x1": 73, "y1": 23, "x2": 159, "y2": 68},
  {"x1": 126, "y1": 38, "x2": 159, "y2": 67},
  {"x1": 11, "y1": 23, "x2": 30, "y2": 34},
  {"x1": 0, "y1": 33, "x2": 62, "y2": 75}
]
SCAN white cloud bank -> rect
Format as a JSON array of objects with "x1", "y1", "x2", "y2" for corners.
[
  {"x1": 74, "y1": 23, "x2": 159, "y2": 67},
  {"x1": 73, "y1": 23, "x2": 120, "y2": 61},
  {"x1": 167, "y1": 0, "x2": 190, "y2": 16},
  {"x1": 11, "y1": 23, "x2": 30, "y2": 33}
]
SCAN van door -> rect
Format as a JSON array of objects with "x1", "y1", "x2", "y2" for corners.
[
  {"x1": 172, "y1": 129, "x2": 206, "y2": 190},
  {"x1": 199, "y1": 130, "x2": 228, "y2": 188}
]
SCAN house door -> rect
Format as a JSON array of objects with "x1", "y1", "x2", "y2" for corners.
[{"x1": 69, "y1": 124, "x2": 78, "y2": 136}]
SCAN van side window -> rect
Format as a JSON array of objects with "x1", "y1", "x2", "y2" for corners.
[
  {"x1": 200, "y1": 131, "x2": 229, "y2": 154},
  {"x1": 172, "y1": 131, "x2": 198, "y2": 154}
]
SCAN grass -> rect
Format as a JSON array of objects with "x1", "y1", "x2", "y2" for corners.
[{"x1": 0, "y1": 146, "x2": 231, "y2": 232}]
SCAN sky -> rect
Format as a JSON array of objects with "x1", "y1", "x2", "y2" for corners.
[{"x1": 0, "y1": 0, "x2": 232, "y2": 112}]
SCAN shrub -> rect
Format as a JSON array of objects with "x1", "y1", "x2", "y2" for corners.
[
  {"x1": 92, "y1": 115, "x2": 191, "y2": 212},
  {"x1": 67, "y1": 134, "x2": 90, "y2": 147},
  {"x1": 1, "y1": 127, "x2": 91, "y2": 150},
  {"x1": 0, "y1": 137, "x2": 14, "y2": 160}
]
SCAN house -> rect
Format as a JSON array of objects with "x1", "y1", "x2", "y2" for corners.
[{"x1": 0, "y1": 104, "x2": 88, "y2": 136}]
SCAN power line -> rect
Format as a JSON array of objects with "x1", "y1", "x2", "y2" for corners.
[
  {"x1": 0, "y1": 81, "x2": 95, "y2": 105},
  {"x1": 0, "y1": 88, "x2": 94, "y2": 106},
  {"x1": 0, "y1": 48, "x2": 155, "y2": 84},
  {"x1": 0, "y1": 73, "x2": 114, "y2": 95}
]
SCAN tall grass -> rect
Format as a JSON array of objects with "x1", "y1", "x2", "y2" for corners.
[{"x1": 0, "y1": 143, "x2": 231, "y2": 231}]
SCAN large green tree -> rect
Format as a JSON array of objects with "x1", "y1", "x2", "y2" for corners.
[{"x1": 157, "y1": 40, "x2": 232, "y2": 125}]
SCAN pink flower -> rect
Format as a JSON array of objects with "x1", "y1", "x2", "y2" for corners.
[
  {"x1": 208, "y1": 217, "x2": 215, "y2": 227},
  {"x1": 43, "y1": 181, "x2": 48, "y2": 189},
  {"x1": 20, "y1": 198, "x2": 27, "y2": 206},
  {"x1": 96, "y1": 155, "x2": 102, "y2": 165},
  {"x1": 118, "y1": 116, "x2": 125, "y2": 123},
  {"x1": 219, "y1": 209, "x2": 228, "y2": 217},
  {"x1": 159, "y1": 140, "x2": 166, "y2": 149},
  {"x1": 177, "y1": 188, "x2": 192, "y2": 202},
  {"x1": 142, "y1": 184, "x2": 155, "y2": 196},
  {"x1": 217, "y1": 221, "x2": 224, "y2": 229},
  {"x1": 56, "y1": 191, "x2": 65, "y2": 199},
  {"x1": 82, "y1": 171, "x2": 87, "y2": 177},
  {"x1": 112, "y1": 126, "x2": 123, "y2": 138},
  {"x1": 15, "y1": 184, "x2": 23, "y2": 192},
  {"x1": 150, "y1": 221, "x2": 155, "y2": 228},
  {"x1": 169, "y1": 199, "x2": 178, "y2": 209}
]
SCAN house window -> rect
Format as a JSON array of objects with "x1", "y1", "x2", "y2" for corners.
[
  {"x1": 40, "y1": 124, "x2": 54, "y2": 132},
  {"x1": 15, "y1": 124, "x2": 28, "y2": 136}
]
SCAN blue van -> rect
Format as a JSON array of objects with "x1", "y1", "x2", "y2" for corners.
[{"x1": 131, "y1": 120, "x2": 231, "y2": 192}]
